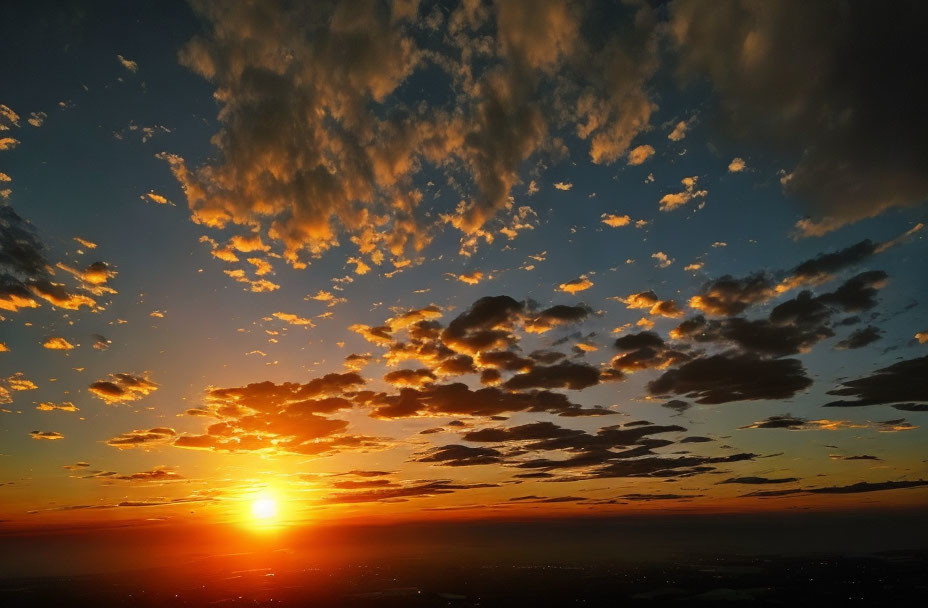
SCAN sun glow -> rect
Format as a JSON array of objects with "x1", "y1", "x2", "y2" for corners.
[{"x1": 251, "y1": 496, "x2": 278, "y2": 521}]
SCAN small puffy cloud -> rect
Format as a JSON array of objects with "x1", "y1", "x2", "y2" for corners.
[
  {"x1": 106, "y1": 427, "x2": 176, "y2": 449},
  {"x1": 141, "y1": 192, "x2": 173, "y2": 205},
  {"x1": 30, "y1": 431, "x2": 64, "y2": 440},
  {"x1": 273, "y1": 312, "x2": 315, "y2": 327},
  {"x1": 2, "y1": 373, "x2": 38, "y2": 404},
  {"x1": 659, "y1": 176, "x2": 706, "y2": 212},
  {"x1": 617, "y1": 291, "x2": 682, "y2": 318},
  {"x1": 558, "y1": 276, "x2": 594, "y2": 294},
  {"x1": 668, "y1": 120, "x2": 688, "y2": 141},
  {"x1": 448, "y1": 271, "x2": 484, "y2": 285},
  {"x1": 42, "y1": 337, "x2": 77, "y2": 350},
  {"x1": 36, "y1": 401, "x2": 78, "y2": 412},
  {"x1": 92, "y1": 334, "x2": 111, "y2": 350},
  {"x1": 27, "y1": 112, "x2": 47, "y2": 127},
  {"x1": 73, "y1": 236, "x2": 97, "y2": 249},
  {"x1": 626, "y1": 144, "x2": 655, "y2": 166},
  {"x1": 728, "y1": 157, "x2": 746, "y2": 172},
  {"x1": 553, "y1": 182, "x2": 573, "y2": 191},
  {"x1": 601, "y1": 213, "x2": 631, "y2": 228},
  {"x1": 88, "y1": 373, "x2": 158, "y2": 405},
  {"x1": 915, "y1": 331, "x2": 928, "y2": 344},
  {"x1": 835, "y1": 326, "x2": 882, "y2": 350},
  {"x1": 383, "y1": 368, "x2": 436, "y2": 388},
  {"x1": 116, "y1": 54, "x2": 138, "y2": 72},
  {"x1": 651, "y1": 251, "x2": 673, "y2": 268}
]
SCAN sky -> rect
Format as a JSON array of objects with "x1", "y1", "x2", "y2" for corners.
[{"x1": 1, "y1": 0, "x2": 927, "y2": 532}]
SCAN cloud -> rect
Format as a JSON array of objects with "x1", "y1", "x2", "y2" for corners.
[
  {"x1": 742, "y1": 480, "x2": 928, "y2": 498},
  {"x1": 42, "y1": 337, "x2": 77, "y2": 350},
  {"x1": 116, "y1": 54, "x2": 138, "y2": 73},
  {"x1": 159, "y1": 0, "x2": 664, "y2": 272},
  {"x1": 30, "y1": 430, "x2": 64, "y2": 440},
  {"x1": 728, "y1": 157, "x2": 746, "y2": 172},
  {"x1": 366, "y1": 383, "x2": 609, "y2": 419},
  {"x1": 671, "y1": 0, "x2": 928, "y2": 235},
  {"x1": 835, "y1": 326, "x2": 882, "y2": 350},
  {"x1": 719, "y1": 476, "x2": 799, "y2": 485},
  {"x1": 383, "y1": 368, "x2": 436, "y2": 388},
  {"x1": 322, "y1": 479, "x2": 496, "y2": 504},
  {"x1": 658, "y1": 176, "x2": 706, "y2": 212},
  {"x1": 618, "y1": 291, "x2": 683, "y2": 318},
  {"x1": 1, "y1": 372, "x2": 38, "y2": 403},
  {"x1": 523, "y1": 303, "x2": 592, "y2": 334},
  {"x1": 88, "y1": 373, "x2": 158, "y2": 405},
  {"x1": 610, "y1": 331, "x2": 690, "y2": 373},
  {"x1": 413, "y1": 444, "x2": 503, "y2": 467},
  {"x1": 503, "y1": 419, "x2": 755, "y2": 481},
  {"x1": 738, "y1": 415, "x2": 916, "y2": 433},
  {"x1": 272, "y1": 311, "x2": 315, "y2": 327},
  {"x1": 553, "y1": 182, "x2": 573, "y2": 191},
  {"x1": 688, "y1": 273, "x2": 775, "y2": 316},
  {"x1": 449, "y1": 271, "x2": 484, "y2": 285},
  {"x1": 36, "y1": 401, "x2": 78, "y2": 412},
  {"x1": 601, "y1": 213, "x2": 631, "y2": 228},
  {"x1": 648, "y1": 351, "x2": 812, "y2": 404},
  {"x1": 1, "y1": 206, "x2": 99, "y2": 313},
  {"x1": 503, "y1": 361, "x2": 602, "y2": 391},
  {"x1": 169, "y1": 373, "x2": 382, "y2": 457},
  {"x1": 113, "y1": 467, "x2": 183, "y2": 482},
  {"x1": 558, "y1": 276, "x2": 594, "y2": 294},
  {"x1": 824, "y1": 355, "x2": 928, "y2": 409},
  {"x1": 27, "y1": 112, "x2": 46, "y2": 128},
  {"x1": 651, "y1": 251, "x2": 673, "y2": 268},
  {"x1": 141, "y1": 192, "x2": 172, "y2": 205},
  {"x1": 626, "y1": 144, "x2": 654, "y2": 166},
  {"x1": 106, "y1": 427, "x2": 176, "y2": 449},
  {"x1": 667, "y1": 120, "x2": 688, "y2": 141}
]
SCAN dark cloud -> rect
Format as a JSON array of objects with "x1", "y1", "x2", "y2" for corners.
[
  {"x1": 647, "y1": 352, "x2": 812, "y2": 404},
  {"x1": 824, "y1": 355, "x2": 928, "y2": 408},
  {"x1": 524, "y1": 303, "x2": 592, "y2": 334},
  {"x1": 672, "y1": 0, "x2": 928, "y2": 235},
  {"x1": 830, "y1": 455, "x2": 881, "y2": 462},
  {"x1": 719, "y1": 476, "x2": 799, "y2": 485},
  {"x1": 106, "y1": 427, "x2": 176, "y2": 449},
  {"x1": 322, "y1": 479, "x2": 497, "y2": 504},
  {"x1": 88, "y1": 373, "x2": 158, "y2": 405},
  {"x1": 113, "y1": 467, "x2": 183, "y2": 482},
  {"x1": 503, "y1": 361, "x2": 602, "y2": 391},
  {"x1": 688, "y1": 273, "x2": 775, "y2": 316},
  {"x1": 661, "y1": 399, "x2": 692, "y2": 413},
  {"x1": 738, "y1": 415, "x2": 809, "y2": 431},
  {"x1": 1, "y1": 205, "x2": 97, "y2": 313},
  {"x1": 611, "y1": 331, "x2": 691, "y2": 373},
  {"x1": 413, "y1": 444, "x2": 504, "y2": 467},
  {"x1": 463, "y1": 421, "x2": 585, "y2": 444},
  {"x1": 365, "y1": 383, "x2": 609, "y2": 419},
  {"x1": 835, "y1": 326, "x2": 883, "y2": 350},
  {"x1": 743, "y1": 479, "x2": 928, "y2": 498},
  {"x1": 442, "y1": 295, "x2": 524, "y2": 354}
]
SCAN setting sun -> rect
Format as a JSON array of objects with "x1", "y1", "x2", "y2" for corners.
[{"x1": 251, "y1": 496, "x2": 278, "y2": 521}]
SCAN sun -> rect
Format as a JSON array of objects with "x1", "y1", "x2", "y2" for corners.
[{"x1": 251, "y1": 496, "x2": 278, "y2": 521}]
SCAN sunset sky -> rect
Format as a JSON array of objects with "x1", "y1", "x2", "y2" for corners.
[{"x1": 1, "y1": 0, "x2": 927, "y2": 533}]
